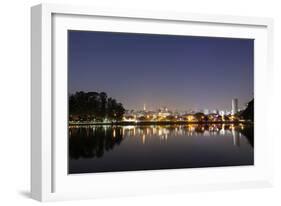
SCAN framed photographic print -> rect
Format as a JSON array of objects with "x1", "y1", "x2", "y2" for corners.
[{"x1": 31, "y1": 3, "x2": 274, "y2": 201}]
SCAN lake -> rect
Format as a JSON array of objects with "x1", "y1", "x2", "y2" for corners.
[{"x1": 69, "y1": 124, "x2": 254, "y2": 174}]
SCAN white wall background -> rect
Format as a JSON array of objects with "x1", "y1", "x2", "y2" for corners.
[{"x1": 0, "y1": 0, "x2": 280, "y2": 205}]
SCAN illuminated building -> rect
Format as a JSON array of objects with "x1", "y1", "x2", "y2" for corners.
[
  {"x1": 213, "y1": 109, "x2": 219, "y2": 114},
  {"x1": 219, "y1": 110, "x2": 225, "y2": 116},
  {"x1": 204, "y1": 109, "x2": 209, "y2": 115},
  {"x1": 232, "y1": 98, "x2": 238, "y2": 115}
]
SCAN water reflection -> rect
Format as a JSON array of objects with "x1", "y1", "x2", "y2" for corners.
[
  {"x1": 69, "y1": 124, "x2": 253, "y2": 158},
  {"x1": 69, "y1": 126, "x2": 124, "y2": 159}
]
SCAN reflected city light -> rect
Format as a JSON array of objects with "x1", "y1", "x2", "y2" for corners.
[
  {"x1": 113, "y1": 129, "x2": 116, "y2": 138},
  {"x1": 70, "y1": 123, "x2": 250, "y2": 146}
]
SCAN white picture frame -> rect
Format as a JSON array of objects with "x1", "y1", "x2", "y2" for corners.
[{"x1": 31, "y1": 3, "x2": 274, "y2": 202}]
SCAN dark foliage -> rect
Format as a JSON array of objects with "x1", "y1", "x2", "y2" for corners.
[
  {"x1": 69, "y1": 91, "x2": 125, "y2": 121},
  {"x1": 240, "y1": 99, "x2": 254, "y2": 121}
]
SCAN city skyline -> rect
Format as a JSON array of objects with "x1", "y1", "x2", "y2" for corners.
[
  {"x1": 126, "y1": 98, "x2": 242, "y2": 113},
  {"x1": 120, "y1": 102, "x2": 242, "y2": 116},
  {"x1": 68, "y1": 31, "x2": 254, "y2": 111}
]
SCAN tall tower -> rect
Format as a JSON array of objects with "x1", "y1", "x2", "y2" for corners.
[
  {"x1": 232, "y1": 98, "x2": 238, "y2": 115},
  {"x1": 143, "y1": 103, "x2": 146, "y2": 111}
]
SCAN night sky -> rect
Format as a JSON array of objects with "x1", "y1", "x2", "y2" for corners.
[{"x1": 68, "y1": 30, "x2": 254, "y2": 112}]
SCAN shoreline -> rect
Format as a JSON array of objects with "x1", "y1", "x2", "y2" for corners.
[{"x1": 69, "y1": 121, "x2": 253, "y2": 126}]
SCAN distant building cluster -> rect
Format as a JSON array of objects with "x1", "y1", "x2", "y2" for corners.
[{"x1": 122, "y1": 99, "x2": 244, "y2": 123}]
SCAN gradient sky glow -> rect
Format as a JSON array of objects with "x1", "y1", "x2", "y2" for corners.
[{"x1": 68, "y1": 30, "x2": 254, "y2": 111}]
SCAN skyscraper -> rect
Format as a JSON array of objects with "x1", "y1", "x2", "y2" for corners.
[{"x1": 232, "y1": 98, "x2": 238, "y2": 115}]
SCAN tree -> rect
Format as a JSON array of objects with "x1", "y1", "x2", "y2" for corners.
[
  {"x1": 69, "y1": 91, "x2": 125, "y2": 122},
  {"x1": 99, "y1": 92, "x2": 107, "y2": 118},
  {"x1": 194, "y1": 112, "x2": 206, "y2": 122},
  {"x1": 240, "y1": 99, "x2": 254, "y2": 121}
]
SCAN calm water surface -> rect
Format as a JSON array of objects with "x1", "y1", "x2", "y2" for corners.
[{"x1": 69, "y1": 124, "x2": 253, "y2": 174}]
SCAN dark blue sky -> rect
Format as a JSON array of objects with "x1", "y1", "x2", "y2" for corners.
[{"x1": 68, "y1": 30, "x2": 254, "y2": 111}]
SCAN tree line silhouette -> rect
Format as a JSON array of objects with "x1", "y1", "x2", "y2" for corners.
[
  {"x1": 69, "y1": 91, "x2": 125, "y2": 122},
  {"x1": 239, "y1": 99, "x2": 254, "y2": 122}
]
